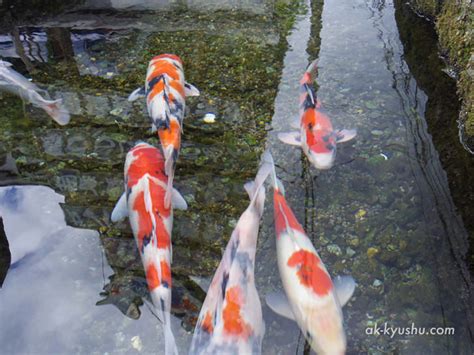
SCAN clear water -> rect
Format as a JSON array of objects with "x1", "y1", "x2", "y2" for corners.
[{"x1": 0, "y1": 0, "x2": 473, "y2": 354}]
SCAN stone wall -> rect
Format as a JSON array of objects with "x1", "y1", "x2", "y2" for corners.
[{"x1": 407, "y1": 0, "x2": 473, "y2": 139}]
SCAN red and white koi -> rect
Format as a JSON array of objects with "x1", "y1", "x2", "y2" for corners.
[
  {"x1": 128, "y1": 54, "x2": 199, "y2": 208},
  {"x1": 0, "y1": 60, "x2": 70, "y2": 125},
  {"x1": 263, "y1": 152, "x2": 355, "y2": 355},
  {"x1": 189, "y1": 158, "x2": 271, "y2": 355},
  {"x1": 111, "y1": 142, "x2": 188, "y2": 355},
  {"x1": 278, "y1": 60, "x2": 356, "y2": 169}
]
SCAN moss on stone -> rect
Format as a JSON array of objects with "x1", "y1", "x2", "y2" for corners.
[
  {"x1": 405, "y1": 0, "x2": 473, "y2": 137},
  {"x1": 437, "y1": 1, "x2": 474, "y2": 135}
]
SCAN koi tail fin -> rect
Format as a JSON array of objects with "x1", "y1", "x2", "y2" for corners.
[
  {"x1": 163, "y1": 312, "x2": 178, "y2": 355},
  {"x1": 261, "y1": 151, "x2": 286, "y2": 196},
  {"x1": 151, "y1": 288, "x2": 178, "y2": 355},
  {"x1": 41, "y1": 98, "x2": 70, "y2": 125},
  {"x1": 244, "y1": 153, "x2": 272, "y2": 216}
]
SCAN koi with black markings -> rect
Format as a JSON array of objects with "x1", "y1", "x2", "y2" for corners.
[
  {"x1": 189, "y1": 157, "x2": 271, "y2": 355},
  {"x1": 111, "y1": 142, "x2": 188, "y2": 355},
  {"x1": 128, "y1": 54, "x2": 199, "y2": 208},
  {"x1": 278, "y1": 60, "x2": 356, "y2": 169}
]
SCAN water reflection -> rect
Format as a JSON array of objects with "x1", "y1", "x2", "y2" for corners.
[
  {"x1": 81, "y1": 0, "x2": 271, "y2": 13},
  {"x1": 0, "y1": 185, "x2": 189, "y2": 353},
  {"x1": 0, "y1": 28, "x2": 127, "y2": 78}
]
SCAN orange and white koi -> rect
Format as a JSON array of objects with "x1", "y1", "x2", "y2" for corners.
[
  {"x1": 0, "y1": 60, "x2": 70, "y2": 125},
  {"x1": 189, "y1": 158, "x2": 271, "y2": 355},
  {"x1": 278, "y1": 60, "x2": 356, "y2": 169},
  {"x1": 128, "y1": 54, "x2": 199, "y2": 208},
  {"x1": 111, "y1": 142, "x2": 188, "y2": 355},
  {"x1": 263, "y1": 152, "x2": 355, "y2": 355}
]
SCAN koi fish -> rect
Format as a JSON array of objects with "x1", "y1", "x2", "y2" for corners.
[
  {"x1": 278, "y1": 60, "x2": 356, "y2": 169},
  {"x1": 0, "y1": 60, "x2": 70, "y2": 125},
  {"x1": 128, "y1": 54, "x2": 199, "y2": 208},
  {"x1": 189, "y1": 158, "x2": 271, "y2": 355},
  {"x1": 263, "y1": 152, "x2": 355, "y2": 355},
  {"x1": 111, "y1": 142, "x2": 188, "y2": 355}
]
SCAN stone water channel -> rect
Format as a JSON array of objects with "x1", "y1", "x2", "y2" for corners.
[{"x1": 0, "y1": 0, "x2": 473, "y2": 354}]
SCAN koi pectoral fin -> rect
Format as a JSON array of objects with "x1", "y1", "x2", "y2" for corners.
[
  {"x1": 266, "y1": 291, "x2": 295, "y2": 321},
  {"x1": 335, "y1": 129, "x2": 357, "y2": 143},
  {"x1": 184, "y1": 82, "x2": 200, "y2": 97},
  {"x1": 172, "y1": 188, "x2": 188, "y2": 210},
  {"x1": 111, "y1": 192, "x2": 128, "y2": 222},
  {"x1": 278, "y1": 132, "x2": 302, "y2": 146},
  {"x1": 128, "y1": 87, "x2": 146, "y2": 102},
  {"x1": 189, "y1": 275, "x2": 212, "y2": 293},
  {"x1": 333, "y1": 275, "x2": 356, "y2": 306}
]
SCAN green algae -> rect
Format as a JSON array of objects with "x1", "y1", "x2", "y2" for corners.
[{"x1": 437, "y1": 1, "x2": 474, "y2": 136}]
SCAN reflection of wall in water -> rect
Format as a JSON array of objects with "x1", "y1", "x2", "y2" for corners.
[
  {"x1": 82, "y1": 0, "x2": 270, "y2": 13},
  {"x1": 394, "y1": 0, "x2": 474, "y2": 276}
]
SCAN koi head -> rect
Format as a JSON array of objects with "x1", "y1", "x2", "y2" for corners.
[
  {"x1": 151, "y1": 53, "x2": 183, "y2": 65},
  {"x1": 125, "y1": 142, "x2": 166, "y2": 188},
  {"x1": 304, "y1": 129, "x2": 337, "y2": 170}
]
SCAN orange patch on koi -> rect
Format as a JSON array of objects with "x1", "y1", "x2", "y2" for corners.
[
  {"x1": 222, "y1": 286, "x2": 252, "y2": 338},
  {"x1": 148, "y1": 180, "x2": 171, "y2": 219},
  {"x1": 287, "y1": 250, "x2": 332, "y2": 296},
  {"x1": 160, "y1": 260, "x2": 172, "y2": 288},
  {"x1": 170, "y1": 80, "x2": 185, "y2": 98},
  {"x1": 158, "y1": 119, "x2": 181, "y2": 149},
  {"x1": 201, "y1": 311, "x2": 214, "y2": 334},
  {"x1": 153, "y1": 54, "x2": 182, "y2": 64},
  {"x1": 146, "y1": 263, "x2": 160, "y2": 290},
  {"x1": 132, "y1": 191, "x2": 153, "y2": 250},
  {"x1": 146, "y1": 261, "x2": 172, "y2": 291},
  {"x1": 151, "y1": 62, "x2": 180, "y2": 81},
  {"x1": 127, "y1": 146, "x2": 165, "y2": 188}
]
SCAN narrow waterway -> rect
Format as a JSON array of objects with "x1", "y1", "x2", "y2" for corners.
[
  {"x1": 260, "y1": 0, "x2": 473, "y2": 353},
  {"x1": 0, "y1": 0, "x2": 472, "y2": 354}
]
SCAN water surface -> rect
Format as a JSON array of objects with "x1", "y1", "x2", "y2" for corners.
[{"x1": 0, "y1": 0, "x2": 473, "y2": 354}]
